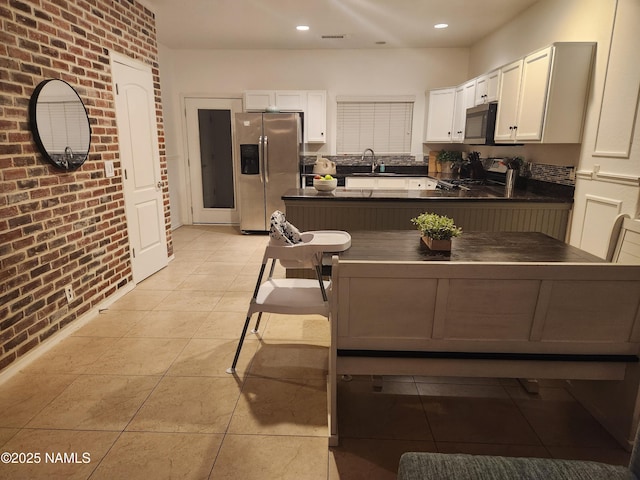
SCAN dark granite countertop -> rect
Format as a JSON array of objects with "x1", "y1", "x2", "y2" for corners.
[
  {"x1": 283, "y1": 185, "x2": 573, "y2": 203},
  {"x1": 340, "y1": 231, "x2": 602, "y2": 262}
]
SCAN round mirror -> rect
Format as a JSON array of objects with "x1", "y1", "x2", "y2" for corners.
[{"x1": 29, "y1": 79, "x2": 91, "y2": 171}]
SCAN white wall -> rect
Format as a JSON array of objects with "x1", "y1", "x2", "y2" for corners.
[
  {"x1": 469, "y1": 0, "x2": 615, "y2": 77},
  {"x1": 471, "y1": 0, "x2": 639, "y2": 257},
  {"x1": 159, "y1": 47, "x2": 469, "y2": 225},
  {"x1": 569, "y1": 0, "x2": 640, "y2": 256},
  {"x1": 158, "y1": 43, "x2": 184, "y2": 230},
  {"x1": 163, "y1": 47, "x2": 469, "y2": 156},
  {"x1": 466, "y1": 0, "x2": 617, "y2": 169},
  {"x1": 159, "y1": 0, "x2": 639, "y2": 249}
]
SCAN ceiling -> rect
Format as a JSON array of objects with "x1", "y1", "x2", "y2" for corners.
[{"x1": 144, "y1": 0, "x2": 540, "y2": 50}]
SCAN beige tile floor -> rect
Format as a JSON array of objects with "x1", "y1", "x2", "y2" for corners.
[{"x1": 0, "y1": 225, "x2": 631, "y2": 479}]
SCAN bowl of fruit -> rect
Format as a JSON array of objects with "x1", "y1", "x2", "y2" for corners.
[{"x1": 313, "y1": 174, "x2": 338, "y2": 192}]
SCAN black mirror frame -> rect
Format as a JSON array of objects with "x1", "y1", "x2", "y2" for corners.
[{"x1": 28, "y1": 79, "x2": 92, "y2": 171}]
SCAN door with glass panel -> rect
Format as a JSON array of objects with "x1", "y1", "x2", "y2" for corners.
[{"x1": 185, "y1": 97, "x2": 242, "y2": 224}]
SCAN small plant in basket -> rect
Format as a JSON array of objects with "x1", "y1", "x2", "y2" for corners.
[{"x1": 411, "y1": 212, "x2": 462, "y2": 251}]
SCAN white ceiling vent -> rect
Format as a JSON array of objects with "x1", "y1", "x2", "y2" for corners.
[{"x1": 321, "y1": 34, "x2": 347, "y2": 39}]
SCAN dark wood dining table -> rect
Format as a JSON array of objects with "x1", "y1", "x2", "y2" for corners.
[{"x1": 337, "y1": 230, "x2": 605, "y2": 263}]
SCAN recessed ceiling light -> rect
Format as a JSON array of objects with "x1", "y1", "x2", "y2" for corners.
[
  {"x1": 296, "y1": 25, "x2": 310, "y2": 31},
  {"x1": 434, "y1": 23, "x2": 448, "y2": 29}
]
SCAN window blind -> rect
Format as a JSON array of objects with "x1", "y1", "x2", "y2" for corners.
[
  {"x1": 336, "y1": 100, "x2": 413, "y2": 154},
  {"x1": 36, "y1": 101, "x2": 90, "y2": 153}
]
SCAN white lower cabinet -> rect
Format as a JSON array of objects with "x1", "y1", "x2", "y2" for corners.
[
  {"x1": 345, "y1": 176, "x2": 437, "y2": 190},
  {"x1": 408, "y1": 177, "x2": 438, "y2": 189}
]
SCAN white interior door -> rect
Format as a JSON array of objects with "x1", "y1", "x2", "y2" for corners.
[
  {"x1": 185, "y1": 97, "x2": 242, "y2": 224},
  {"x1": 111, "y1": 54, "x2": 168, "y2": 283}
]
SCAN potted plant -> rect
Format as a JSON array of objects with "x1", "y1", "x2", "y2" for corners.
[
  {"x1": 501, "y1": 156, "x2": 524, "y2": 192},
  {"x1": 501, "y1": 156, "x2": 524, "y2": 171},
  {"x1": 410, "y1": 212, "x2": 462, "y2": 251},
  {"x1": 436, "y1": 150, "x2": 463, "y2": 175}
]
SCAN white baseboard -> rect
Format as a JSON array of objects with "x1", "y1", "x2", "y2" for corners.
[{"x1": 0, "y1": 282, "x2": 136, "y2": 385}]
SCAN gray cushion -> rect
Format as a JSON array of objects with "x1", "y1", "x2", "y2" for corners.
[{"x1": 398, "y1": 452, "x2": 636, "y2": 480}]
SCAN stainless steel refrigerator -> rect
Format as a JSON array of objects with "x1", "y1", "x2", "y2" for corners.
[{"x1": 235, "y1": 112, "x2": 301, "y2": 232}]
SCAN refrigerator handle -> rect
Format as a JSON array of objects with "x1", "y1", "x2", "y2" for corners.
[
  {"x1": 264, "y1": 135, "x2": 269, "y2": 183},
  {"x1": 258, "y1": 136, "x2": 264, "y2": 184}
]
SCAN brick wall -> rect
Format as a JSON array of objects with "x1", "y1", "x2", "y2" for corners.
[{"x1": 0, "y1": 0, "x2": 172, "y2": 372}]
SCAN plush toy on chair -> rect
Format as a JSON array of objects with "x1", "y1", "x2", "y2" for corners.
[{"x1": 268, "y1": 210, "x2": 302, "y2": 246}]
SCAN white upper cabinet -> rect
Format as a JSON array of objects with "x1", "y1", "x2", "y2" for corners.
[
  {"x1": 514, "y1": 47, "x2": 553, "y2": 141},
  {"x1": 275, "y1": 91, "x2": 306, "y2": 112},
  {"x1": 305, "y1": 90, "x2": 327, "y2": 144},
  {"x1": 496, "y1": 48, "x2": 551, "y2": 142},
  {"x1": 474, "y1": 69, "x2": 500, "y2": 105},
  {"x1": 537, "y1": 43, "x2": 595, "y2": 144},
  {"x1": 451, "y1": 84, "x2": 466, "y2": 142},
  {"x1": 426, "y1": 81, "x2": 475, "y2": 143},
  {"x1": 425, "y1": 87, "x2": 455, "y2": 142},
  {"x1": 494, "y1": 59, "x2": 525, "y2": 142},
  {"x1": 495, "y1": 43, "x2": 595, "y2": 143},
  {"x1": 426, "y1": 42, "x2": 594, "y2": 145},
  {"x1": 244, "y1": 91, "x2": 275, "y2": 111},
  {"x1": 452, "y1": 80, "x2": 476, "y2": 142},
  {"x1": 244, "y1": 90, "x2": 306, "y2": 112},
  {"x1": 244, "y1": 90, "x2": 327, "y2": 144}
]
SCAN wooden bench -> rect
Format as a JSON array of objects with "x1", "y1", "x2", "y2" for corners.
[
  {"x1": 328, "y1": 258, "x2": 640, "y2": 446},
  {"x1": 568, "y1": 215, "x2": 640, "y2": 449}
]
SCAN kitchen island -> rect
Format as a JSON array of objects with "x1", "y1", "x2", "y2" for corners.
[{"x1": 283, "y1": 185, "x2": 573, "y2": 240}]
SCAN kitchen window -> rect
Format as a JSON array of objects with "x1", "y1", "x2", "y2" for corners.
[{"x1": 336, "y1": 96, "x2": 414, "y2": 154}]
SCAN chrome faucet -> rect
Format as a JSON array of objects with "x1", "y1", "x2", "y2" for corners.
[
  {"x1": 362, "y1": 148, "x2": 376, "y2": 173},
  {"x1": 64, "y1": 146, "x2": 74, "y2": 161}
]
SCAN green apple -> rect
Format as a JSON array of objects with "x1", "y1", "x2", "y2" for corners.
[{"x1": 324, "y1": 174, "x2": 333, "y2": 180}]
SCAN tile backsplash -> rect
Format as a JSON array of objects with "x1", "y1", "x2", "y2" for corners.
[
  {"x1": 301, "y1": 155, "x2": 575, "y2": 186},
  {"x1": 301, "y1": 155, "x2": 415, "y2": 166},
  {"x1": 529, "y1": 163, "x2": 575, "y2": 186}
]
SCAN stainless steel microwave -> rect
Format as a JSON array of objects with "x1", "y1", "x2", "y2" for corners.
[{"x1": 464, "y1": 102, "x2": 497, "y2": 145}]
